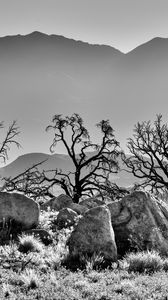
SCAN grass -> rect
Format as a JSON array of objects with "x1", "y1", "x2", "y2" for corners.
[
  {"x1": 124, "y1": 250, "x2": 164, "y2": 274},
  {"x1": 18, "y1": 234, "x2": 44, "y2": 253},
  {"x1": 20, "y1": 269, "x2": 40, "y2": 289},
  {"x1": 1, "y1": 264, "x2": 168, "y2": 299},
  {"x1": 0, "y1": 210, "x2": 168, "y2": 299}
]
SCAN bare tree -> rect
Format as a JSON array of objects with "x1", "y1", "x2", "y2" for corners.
[
  {"x1": 123, "y1": 114, "x2": 168, "y2": 192},
  {"x1": 0, "y1": 120, "x2": 20, "y2": 190},
  {"x1": 4, "y1": 114, "x2": 121, "y2": 203},
  {"x1": 0, "y1": 120, "x2": 20, "y2": 164}
]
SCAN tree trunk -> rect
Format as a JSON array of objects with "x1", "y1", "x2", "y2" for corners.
[
  {"x1": 72, "y1": 186, "x2": 82, "y2": 203},
  {"x1": 73, "y1": 193, "x2": 80, "y2": 204}
]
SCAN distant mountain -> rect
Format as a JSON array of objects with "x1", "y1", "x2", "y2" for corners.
[
  {"x1": 0, "y1": 32, "x2": 122, "y2": 110},
  {"x1": 0, "y1": 152, "x2": 139, "y2": 188},
  {"x1": 0, "y1": 152, "x2": 73, "y2": 178},
  {"x1": 0, "y1": 32, "x2": 167, "y2": 123},
  {"x1": 1, "y1": 32, "x2": 168, "y2": 161}
]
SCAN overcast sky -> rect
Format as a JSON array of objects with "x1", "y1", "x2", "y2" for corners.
[{"x1": 0, "y1": 0, "x2": 168, "y2": 52}]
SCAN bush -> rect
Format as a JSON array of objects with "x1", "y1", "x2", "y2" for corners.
[
  {"x1": 62, "y1": 252, "x2": 106, "y2": 271},
  {"x1": 0, "y1": 242, "x2": 18, "y2": 259},
  {"x1": 20, "y1": 269, "x2": 40, "y2": 289},
  {"x1": 80, "y1": 252, "x2": 105, "y2": 272},
  {"x1": 18, "y1": 234, "x2": 43, "y2": 254},
  {"x1": 39, "y1": 209, "x2": 59, "y2": 231},
  {"x1": 124, "y1": 250, "x2": 163, "y2": 274},
  {"x1": 162, "y1": 258, "x2": 168, "y2": 271}
]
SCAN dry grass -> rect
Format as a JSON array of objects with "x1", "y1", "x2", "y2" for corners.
[
  {"x1": 18, "y1": 234, "x2": 44, "y2": 254},
  {"x1": 0, "y1": 210, "x2": 168, "y2": 299},
  {"x1": 20, "y1": 268, "x2": 40, "y2": 289},
  {"x1": 124, "y1": 250, "x2": 164, "y2": 274}
]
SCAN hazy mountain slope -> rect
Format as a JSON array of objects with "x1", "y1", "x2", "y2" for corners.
[
  {"x1": 0, "y1": 152, "x2": 139, "y2": 188},
  {"x1": 0, "y1": 152, "x2": 74, "y2": 179},
  {"x1": 0, "y1": 31, "x2": 122, "y2": 98},
  {"x1": 0, "y1": 32, "x2": 167, "y2": 129},
  {"x1": 1, "y1": 32, "x2": 168, "y2": 161},
  {"x1": 0, "y1": 32, "x2": 124, "y2": 139}
]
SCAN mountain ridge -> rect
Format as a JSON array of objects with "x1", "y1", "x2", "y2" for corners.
[
  {"x1": 0, "y1": 31, "x2": 168, "y2": 162},
  {"x1": 1, "y1": 31, "x2": 168, "y2": 54},
  {"x1": 0, "y1": 31, "x2": 123, "y2": 54}
]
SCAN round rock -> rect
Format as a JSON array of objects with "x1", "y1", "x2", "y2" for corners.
[{"x1": 0, "y1": 192, "x2": 39, "y2": 230}]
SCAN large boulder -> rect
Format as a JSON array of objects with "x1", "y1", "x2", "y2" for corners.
[
  {"x1": 79, "y1": 197, "x2": 105, "y2": 210},
  {"x1": 0, "y1": 192, "x2": 39, "y2": 230},
  {"x1": 108, "y1": 191, "x2": 168, "y2": 256},
  {"x1": 56, "y1": 208, "x2": 78, "y2": 229},
  {"x1": 68, "y1": 205, "x2": 117, "y2": 261}
]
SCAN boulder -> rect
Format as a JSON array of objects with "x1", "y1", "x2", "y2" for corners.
[
  {"x1": 79, "y1": 197, "x2": 105, "y2": 209},
  {"x1": 56, "y1": 208, "x2": 78, "y2": 229},
  {"x1": 68, "y1": 205, "x2": 117, "y2": 261},
  {"x1": 0, "y1": 192, "x2": 39, "y2": 231},
  {"x1": 69, "y1": 203, "x2": 87, "y2": 215},
  {"x1": 24, "y1": 229, "x2": 52, "y2": 245},
  {"x1": 108, "y1": 191, "x2": 168, "y2": 256},
  {"x1": 41, "y1": 194, "x2": 73, "y2": 211},
  {"x1": 41, "y1": 194, "x2": 87, "y2": 215}
]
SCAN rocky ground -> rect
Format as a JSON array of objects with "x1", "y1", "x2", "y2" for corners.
[{"x1": 0, "y1": 191, "x2": 168, "y2": 299}]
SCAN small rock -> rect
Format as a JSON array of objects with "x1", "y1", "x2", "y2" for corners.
[{"x1": 56, "y1": 208, "x2": 78, "y2": 229}]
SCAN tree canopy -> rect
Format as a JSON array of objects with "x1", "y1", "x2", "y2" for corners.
[
  {"x1": 4, "y1": 114, "x2": 121, "y2": 203},
  {"x1": 123, "y1": 114, "x2": 168, "y2": 192},
  {"x1": 0, "y1": 120, "x2": 20, "y2": 164}
]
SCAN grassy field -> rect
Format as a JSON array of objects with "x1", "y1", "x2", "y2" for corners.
[{"x1": 0, "y1": 210, "x2": 168, "y2": 300}]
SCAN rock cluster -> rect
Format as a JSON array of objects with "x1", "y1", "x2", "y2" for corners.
[
  {"x1": 66, "y1": 191, "x2": 168, "y2": 259},
  {"x1": 1, "y1": 190, "x2": 168, "y2": 262}
]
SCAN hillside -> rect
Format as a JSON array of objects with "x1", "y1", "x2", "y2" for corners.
[
  {"x1": 1, "y1": 32, "x2": 168, "y2": 157},
  {"x1": 0, "y1": 152, "x2": 139, "y2": 188}
]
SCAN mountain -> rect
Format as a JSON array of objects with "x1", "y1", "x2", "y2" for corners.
[
  {"x1": 0, "y1": 32, "x2": 122, "y2": 110},
  {"x1": 0, "y1": 152, "x2": 139, "y2": 189},
  {"x1": 0, "y1": 152, "x2": 74, "y2": 179},
  {"x1": 1, "y1": 32, "x2": 168, "y2": 158}
]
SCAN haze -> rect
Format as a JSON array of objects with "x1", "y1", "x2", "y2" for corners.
[{"x1": 0, "y1": 1, "x2": 168, "y2": 164}]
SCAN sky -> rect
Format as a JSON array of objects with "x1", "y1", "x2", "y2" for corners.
[
  {"x1": 0, "y1": 0, "x2": 168, "y2": 164},
  {"x1": 0, "y1": 0, "x2": 168, "y2": 53}
]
